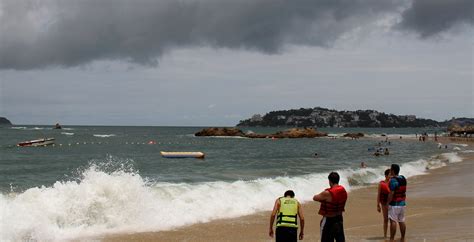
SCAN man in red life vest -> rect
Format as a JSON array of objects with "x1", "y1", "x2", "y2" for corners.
[
  {"x1": 313, "y1": 172, "x2": 348, "y2": 242},
  {"x1": 269, "y1": 190, "x2": 305, "y2": 242},
  {"x1": 386, "y1": 164, "x2": 407, "y2": 242}
]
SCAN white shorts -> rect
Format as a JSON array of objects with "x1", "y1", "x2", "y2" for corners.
[{"x1": 388, "y1": 205, "x2": 406, "y2": 222}]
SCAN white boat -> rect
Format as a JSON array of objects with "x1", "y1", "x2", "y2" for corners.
[
  {"x1": 160, "y1": 151, "x2": 205, "y2": 159},
  {"x1": 17, "y1": 138, "x2": 55, "y2": 147}
]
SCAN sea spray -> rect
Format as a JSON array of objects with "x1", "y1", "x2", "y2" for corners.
[
  {"x1": 0, "y1": 152, "x2": 463, "y2": 241},
  {"x1": 440, "y1": 152, "x2": 463, "y2": 163}
]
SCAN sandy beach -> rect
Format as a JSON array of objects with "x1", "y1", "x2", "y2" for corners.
[{"x1": 101, "y1": 137, "x2": 474, "y2": 242}]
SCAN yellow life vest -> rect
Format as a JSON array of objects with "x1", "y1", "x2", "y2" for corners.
[{"x1": 276, "y1": 197, "x2": 298, "y2": 228}]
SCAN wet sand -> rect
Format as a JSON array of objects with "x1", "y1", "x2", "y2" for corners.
[{"x1": 101, "y1": 138, "x2": 474, "y2": 242}]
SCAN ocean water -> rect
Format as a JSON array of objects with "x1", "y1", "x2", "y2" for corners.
[{"x1": 0, "y1": 126, "x2": 464, "y2": 241}]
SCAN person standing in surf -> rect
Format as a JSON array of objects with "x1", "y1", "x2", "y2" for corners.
[
  {"x1": 269, "y1": 190, "x2": 305, "y2": 242},
  {"x1": 387, "y1": 164, "x2": 407, "y2": 242},
  {"x1": 313, "y1": 172, "x2": 348, "y2": 242},
  {"x1": 377, "y1": 169, "x2": 391, "y2": 238}
]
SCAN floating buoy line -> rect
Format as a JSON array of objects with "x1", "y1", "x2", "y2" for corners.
[{"x1": 1, "y1": 140, "x2": 218, "y2": 148}]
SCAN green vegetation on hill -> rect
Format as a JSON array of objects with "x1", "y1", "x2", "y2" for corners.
[{"x1": 237, "y1": 107, "x2": 443, "y2": 128}]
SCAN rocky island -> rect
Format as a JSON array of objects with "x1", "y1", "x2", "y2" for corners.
[{"x1": 195, "y1": 127, "x2": 327, "y2": 138}]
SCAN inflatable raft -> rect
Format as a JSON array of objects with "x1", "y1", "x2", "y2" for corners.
[{"x1": 160, "y1": 151, "x2": 205, "y2": 159}]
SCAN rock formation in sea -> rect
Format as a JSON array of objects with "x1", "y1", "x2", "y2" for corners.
[
  {"x1": 343, "y1": 133, "x2": 365, "y2": 139},
  {"x1": 195, "y1": 127, "x2": 327, "y2": 138},
  {"x1": 195, "y1": 127, "x2": 245, "y2": 137}
]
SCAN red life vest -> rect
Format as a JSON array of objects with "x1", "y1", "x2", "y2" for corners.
[
  {"x1": 391, "y1": 176, "x2": 407, "y2": 203},
  {"x1": 318, "y1": 185, "x2": 348, "y2": 217},
  {"x1": 379, "y1": 180, "x2": 390, "y2": 204}
]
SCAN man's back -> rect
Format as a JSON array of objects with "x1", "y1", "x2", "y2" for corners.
[{"x1": 389, "y1": 175, "x2": 407, "y2": 206}]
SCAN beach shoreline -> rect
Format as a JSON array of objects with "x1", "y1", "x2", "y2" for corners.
[{"x1": 98, "y1": 137, "x2": 474, "y2": 242}]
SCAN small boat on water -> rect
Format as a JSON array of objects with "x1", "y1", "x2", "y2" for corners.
[
  {"x1": 160, "y1": 151, "x2": 205, "y2": 159},
  {"x1": 17, "y1": 138, "x2": 55, "y2": 147}
]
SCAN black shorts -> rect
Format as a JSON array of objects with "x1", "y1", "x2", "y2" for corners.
[
  {"x1": 276, "y1": 226, "x2": 297, "y2": 242},
  {"x1": 321, "y1": 215, "x2": 345, "y2": 242}
]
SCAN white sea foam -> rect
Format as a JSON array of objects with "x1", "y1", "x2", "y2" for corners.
[
  {"x1": 364, "y1": 133, "x2": 418, "y2": 139},
  {"x1": 452, "y1": 143, "x2": 468, "y2": 147},
  {"x1": 0, "y1": 152, "x2": 463, "y2": 241},
  {"x1": 10, "y1": 126, "x2": 27, "y2": 130},
  {"x1": 0, "y1": 166, "x2": 326, "y2": 241},
  {"x1": 461, "y1": 150, "x2": 474, "y2": 153},
  {"x1": 440, "y1": 152, "x2": 463, "y2": 163},
  {"x1": 93, "y1": 134, "x2": 116, "y2": 138},
  {"x1": 203, "y1": 135, "x2": 248, "y2": 139},
  {"x1": 10, "y1": 126, "x2": 50, "y2": 131},
  {"x1": 387, "y1": 134, "x2": 418, "y2": 139},
  {"x1": 61, "y1": 132, "x2": 74, "y2": 136}
]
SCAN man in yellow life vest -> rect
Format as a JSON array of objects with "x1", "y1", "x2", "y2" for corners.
[{"x1": 269, "y1": 190, "x2": 305, "y2": 242}]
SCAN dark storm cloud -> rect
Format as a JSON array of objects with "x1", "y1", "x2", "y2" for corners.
[
  {"x1": 397, "y1": 0, "x2": 474, "y2": 38},
  {"x1": 1, "y1": 0, "x2": 472, "y2": 70},
  {"x1": 0, "y1": 0, "x2": 401, "y2": 70}
]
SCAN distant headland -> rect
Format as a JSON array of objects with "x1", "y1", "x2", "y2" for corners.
[
  {"x1": 237, "y1": 107, "x2": 470, "y2": 128},
  {"x1": 0, "y1": 117, "x2": 12, "y2": 125}
]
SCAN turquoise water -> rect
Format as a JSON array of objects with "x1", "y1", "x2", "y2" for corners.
[
  {"x1": 1, "y1": 125, "x2": 459, "y2": 240},
  {"x1": 0, "y1": 126, "x2": 444, "y2": 192}
]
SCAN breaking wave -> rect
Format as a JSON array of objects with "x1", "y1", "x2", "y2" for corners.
[{"x1": 0, "y1": 152, "x2": 463, "y2": 241}]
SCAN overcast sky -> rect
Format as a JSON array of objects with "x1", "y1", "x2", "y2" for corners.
[{"x1": 0, "y1": 0, "x2": 472, "y2": 126}]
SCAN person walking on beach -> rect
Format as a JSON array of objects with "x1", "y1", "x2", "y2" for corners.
[
  {"x1": 387, "y1": 164, "x2": 407, "y2": 242},
  {"x1": 269, "y1": 190, "x2": 305, "y2": 242},
  {"x1": 313, "y1": 172, "x2": 348, "y2": 242},
  {"x1": 377, "y1": 169, "x2": 391, "y2": 238}
]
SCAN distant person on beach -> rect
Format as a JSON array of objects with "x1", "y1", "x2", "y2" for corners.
[
  {"x1": 387, "y1": 164, "x2": 407, "y2": 242},
  {"x1": 384, "y1": 148, "x2": 390, "y2": 155},
  {"x1": 377, "y1": 169, "x2": 391, "y2": 238},
  {"x1": 269, "y1": 190, "x2": 305, "y2": 242},
  {"x1": 360, "y1": 162, "x2": 367, "y2": 168},
  {"x1": 313, "y1": 172, "x2": 348, "y2": 242}
]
